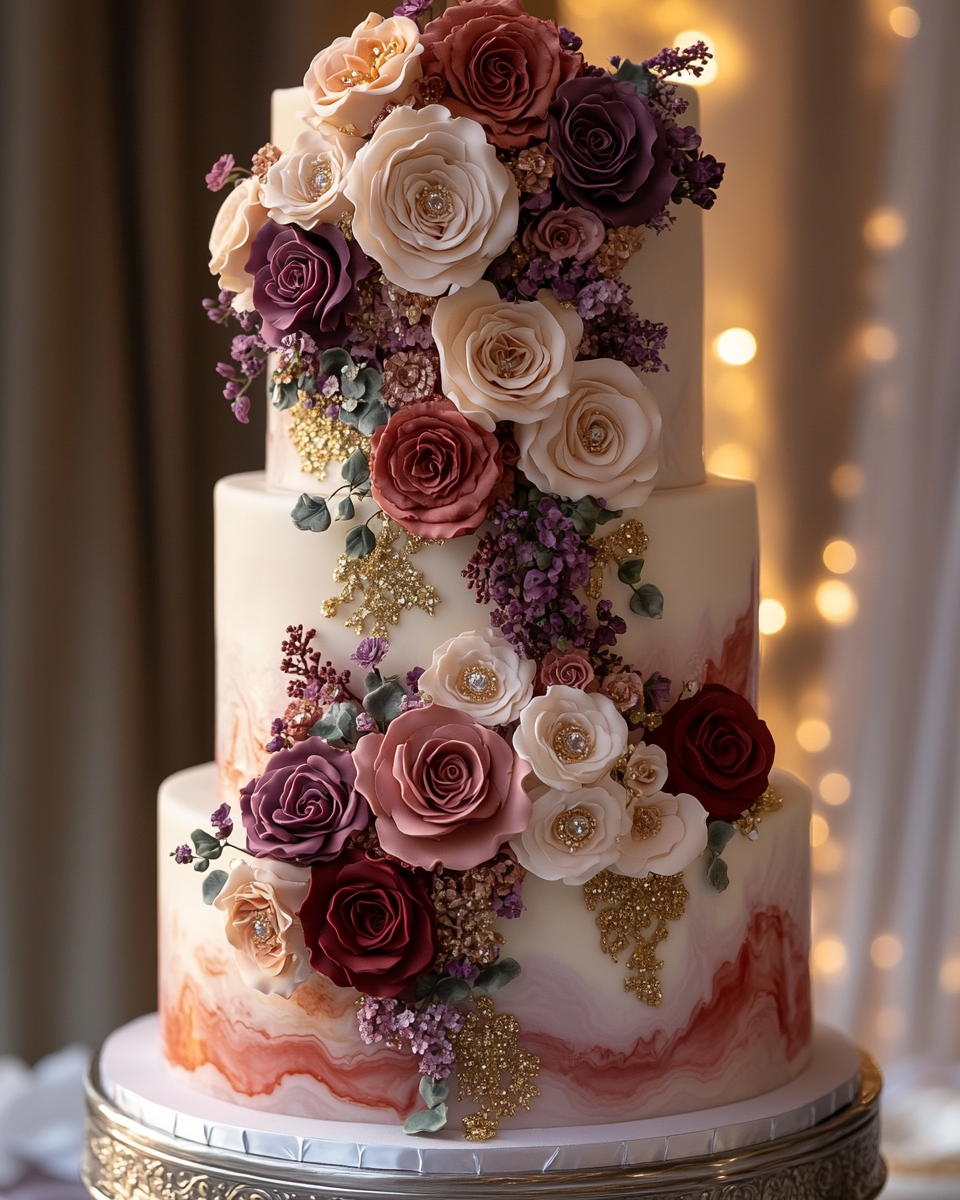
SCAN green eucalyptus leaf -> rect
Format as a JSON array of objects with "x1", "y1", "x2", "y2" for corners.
[
  {"x1": 629, "y1": 583, "x2": 664, "y2": 619},
  {"x1": 434, "y1": 977, "x2": 471, "y2": 1005},
  {"x1": 202, "y1": 869, "x2": 229, "y2": 905},
  {"x1": 291, "y1": 494, "x2": 331, "y2": 533},
  {"x1": 309, "y1": 701, "x2": 358, "y2": 746},
  {"x1": 419, "y1": 1076, "x2": 449, "y2": 1108},
  {"x1": 706, "y1": 855, "x2": 730, "y2": 893},
  {"x1": 299, "y1": 373, "x2": 317, "y2": 397},
  {"x1": 191, "y1": 829, "x2": 222, "y2": 859},
  {"x1": 345, "y1": 525, "x2": 377, "y2": 560},
  {"x1": 320, "y1": 347, "x2": 353, "y2": 376},
  {"x1": 357, "y1": 366, "x2": 384, "y2": 403},
  {"x1": 337, "y1": 496, "x2": 356, "y2": 521},
  {"x1": 271, "y1": 379, "x2": 300, "y2": 411},
  {"x1": 612, "y1": 58, "x2": 656, "y2": 96},
  {"x1": 707, "y1": 821, "x2": 737, "y2": 855},
  {"x1": 364, "y1": 670, "x2": 382, "y2": 692},
  {"x1": 341, "y1": 449, "x2": 370, "y2": 487},
  {"x1": 414, "y1": 972, "x2": 441, "y2": 1001},
  {"x1": 596, "y1": 505, "x2": 624, "y2": 525},
  {"x1": 193, "y1": 857, "x2": 210, "y2": 873},
  {"x1": 473, "y1": 957, "x2": 521, "y2": 994},
  {"x1": 363, "y1": 678, "x2": 405, "y2": 728},
  {"x1": 357, "y1": 399, "x2": 391, "y2": 436},
  {"x1": 403, "y1": 1103, "x2": 448, "y2": 1134},
  {"x1": 618, "y1": 557, "x2": 645, "y2": 585}
]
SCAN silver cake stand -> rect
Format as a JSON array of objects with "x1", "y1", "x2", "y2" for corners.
[{"x1": 82, "y1": 1049, "x2": 885, "y2": 1200}]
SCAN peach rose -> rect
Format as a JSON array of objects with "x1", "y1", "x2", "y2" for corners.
[
  {"x1": 513, "y1": 684, "x2": 628, "y2": 791},
  {"x1": 511, "y1": 777, "x2": 631, "y2": 886},
  {"x1": 418, "y1": 628, "x2": 535, "y2": 727},
  {"x1": 600, "y1": 669, "x2": 644, "y2": 712},
  {"x1": 208, "y1": 177, "x2": 269, "y2": 311},
  {"x1": 344, "y1": 104, "x2": 518, "y2": 296},
  {"x1": 302, "y1": 13, "x2": 424, "y2": 137},
  {"x1": 623, "y1": 741, "x2": 669, "y2": 799},
  {"x1": 515, "y1": 358, "x2": 661, "y2": 508},
  {"x1": 613, "y1": 790, "x2": 708, "y2": 878},
  {"x1": 214, "y1": 859, "x2": 313, "y2": 997},
  {"x1": 262, "y1": 127, "x2": 363, "y2": 229},
  {"x1": 432, "y1": 281, "x2": 581, "y2": 432}
]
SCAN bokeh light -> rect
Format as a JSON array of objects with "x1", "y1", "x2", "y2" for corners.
[
  {"x1": 940, "y1": 958, "x2": 960, "y2": 993},
  {"x1": 831, "y1": 463, "x2": 865, "y2": 499},
  {"x1": 819, "y1": 772, "x2": 851, "y2": 806},
  {"x1": 816, "y1": 580, "x2": 858, "y2": 625},
  {"x1": 889, "y1": 6, "x2": 920, "y2": 38},
  {"x1": 715, "y1": 327, "x2": 757, "y2": 365},
  {"x1": 797, "y1": 719, "x2": 831, "y2": 752},
  {"x1": 823, "y1": 539, "x2": 857, "y2": 574},
  {"x1": 707, "y1": 443, "x2": 759, "y2": 480},
  {"x1": 813, "y1": 840, "x2": 844, "y2": 873},
  {"x1": 862, "y1": 324, "x2": 898, "y2": 362},
  {"x1": 758, "y1": 598, "x2": 787, "y2": 635},
  {"x1": 864, "y1": 205, "x2": 906, "y2": 250},
  {"x1": 871, "y1": 933, "x2": 904, "y2": 969},
  {"x1": 810, "y1": 814, "x2": 830, "y2": 847},
  {"x1": 813, "y1": 937, "x2": 847, "y2": 975},
  {"x1": 671, "y1": 31, "x2": 718, "y2": 85}
]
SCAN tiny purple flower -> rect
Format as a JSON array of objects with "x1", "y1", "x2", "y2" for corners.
[
  {"x1": 205, "y1": 153, "x2": 235, "y2": 192},
  {"x1": 173, "y1": 844, "x2": 193, "y2": 865},
  {"x1": 210, "y1": 803, "x2": 233, "y2": 840},
  {"x1": 351, "y1": 637, "x2": 390, "y2": 671},
  {"x1": 356, "y1": 712, "x2": 377, "y2": 734},
  {"x1": 405, "y1": 665, "x2": 425, "y2": 692},
  {"x1": 231, "y1": 396, "x2": 250, "y2": 424},
  {"x1": 558, "y1": 25, "x2": 583, "y2": 52}
]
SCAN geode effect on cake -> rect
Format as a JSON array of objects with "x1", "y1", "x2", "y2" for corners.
[{"x1": 162, "y1": 0, "x2": 812, "y2": 1143}]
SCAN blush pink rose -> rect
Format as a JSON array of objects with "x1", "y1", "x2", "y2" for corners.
[
  {"x1": 369, "y1": 397, "x2": 502, "y2": 539},
  {"x1": 539, "y1": 648, "x2": 594, "y2": 691},
  {"x1": 353, "y1": 704, "x2": 532, "y2": 870},
  {"x1": 600, "y1": 670, "x2": 644, "y2": 712},
  {"x1": 522, "y1": 205, "x2": 605, "y2": 263},
  {"x1": 421, "y1": 0, "x2": 581, "y2": 149}
]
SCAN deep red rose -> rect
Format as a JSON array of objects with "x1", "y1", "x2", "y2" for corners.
[
  {"x1": 421, "y1": 0, "x2": 581, "y2": 149},
  {"x1": 370, "y1": 397, "x2": 502, "y2": 538},
  {"x1": 298, "y1": 849, "x2": 437, "y2": 998},
  {"x1": 646, "y1": 684, "x2": 775, "y2": 821}
]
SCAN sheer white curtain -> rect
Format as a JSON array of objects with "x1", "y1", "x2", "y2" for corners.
[{"x1": 817, "y1": 0, "x2": 960, "y2": 1062}]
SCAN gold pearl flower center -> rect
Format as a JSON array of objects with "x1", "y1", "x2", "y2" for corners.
[
  {"x1": 416, "y1": 183, "x2": 453, "y2": 222},
  {"x1": 553, "y1": 722, "x2": 593, "y2": 762},
  {"x1": 251, "y1": 909, "x2": 278, "y2": 946},
  {"x1": 338, "y1": 38, "x2": 401, "y2": 87},
  {"x1": 491, "y1": 336, "x2": 526, "y2": 379},
  {"x1": 457, "y1": 664, "x2": 500, "y2": 703},
  {"x1": 306, "y1": 156, "x2": 334, "y2": 200},
  {"x1": 631, "y1": 805, "x2": 663, "y2": 842},
  {"x1": 579, "y1": 412, "x2": 610, "y2": 454},
  {"x1": 552, "y1": 806, "x2": 597, "y2": 850}
]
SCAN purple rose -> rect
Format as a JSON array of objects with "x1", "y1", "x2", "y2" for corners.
[
  {"x1": 240, "y1": 737, "x2": 369, "y2": 864},
  {"x1": 246, "y1": 220, "x2": 371, "y2": 350},
  {"x1": 547, "y1": 75, "x2": 677, "y2": 225}
]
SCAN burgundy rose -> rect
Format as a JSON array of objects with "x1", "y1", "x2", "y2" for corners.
[
  {"x1": 547, "y1": 74, "x2": 677, "y2": 225},
  {"x1": 646, "y1": 684, "x2": 775, "y2": 821},
  {"x1": 298, "y1": 850, "x2": 437, "y2": 998},
  {"x1": 538, "y1": 648, "x2": 594, "y2": 691},
  {"x1": 369, "y1": 397, "x2": 502, "y2": 539},
  {"x1": 522, "y1": 205, "x2": 605, "y2": 263},
  {"x1": 246, "y1": 219, "x2": 370, "y2": 349},
  {"x1": 240, "y1": 737, "x2": 369, "y2": 864},
  {"x1": 421, "y1": 0, "x2": 581, "y2": 149}
]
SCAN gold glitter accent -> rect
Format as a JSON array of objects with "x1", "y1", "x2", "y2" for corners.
[
  {"x1": 591, "y1": 225, "x2": 645, "y2": 277},
  {"x1": 456, "y1": 664, "x2": 500, "y2": 703},
  {"x1": 453, "y1": 995, "x2": 541, "y2": 1141},
  {"x1": 336, "y1": 210, "x2": 354, "y2": 240},
  {"x1": 322, "y1": 518, "x2": 441, "y2": 637},
  {"x1": 581, "y1": 418, "x2": 609, "y2": 454},
  {"x1": 250, "y1": 910, "x2": 278, "y2": 947},
  {"x1": 583, "y1": 870, "x2": 689, "y2": 1006},
  {"x1": 551, "y1": 806, "x2": 597, "y2": 850},
  {"x1": 630, "y1": 805, "x2": 663, "y2": 842},
  {"x1": 552, "y1": 722, "x2": 592, "y2": 762},
  {"x1": 637, "y1": 711, "x2": 663, "y2": 732},
  {"x1": 587, "y1": 519, "x2": 650, "y2": 600},
  {"x1": 337, "y1": 38, "x2": 401, "y2": 87},
  {"x1": 733, "y1": 784, "x2": 784, "y2": 839},
  {"x1": 430, "y1": 852, "x2": 524, "y2": 966},
  {"x1": 288, "y1": 403, "x2": 369, "y2": 481}
]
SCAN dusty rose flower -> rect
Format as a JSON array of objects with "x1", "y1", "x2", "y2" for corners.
[
  {"x1": 421, "y1": 0, "x2": 581, "y2": 149},
  {"x1": 418, "y1": 628, "x2": 535, "y2": 727},
  {"x1": 262, "y1": 128, "x2": 362, "y2": 229},
  {"x1": 353, "y1": 703, "x2": 532, "y2": 870},
  {"x1": 523, "y1": 205, "x2": 605, "y2": 264},
  {"x1": 511, "y1": 777, "x2": 630, "y2": 886},
  {"x1": 369, "y1": 397, "x2": 502, "y2": 538},
  {"x1": 614, "y1": 791, "x2": 708, "y2": 879},
  {"x1": 513, "y1": 143, "x2": 556, "y2": 193},
  {"x1": 302, "y1": 13, "x2": 424, "y2": 136},
  {"x1": 600, "y1": 670, "x2": 644, "y2": 712},
  {"x1": 539, "y1": 648, "x2": 595, "y2": 691},
  {"x1": 208, "y1": 177, "x2": 269, "y2": 311},
  {"x1": 513, "y1": 684, "x2": 628, "y2": 792},
  {"x1": 252, "y1": 142, "x2": 283, "y2": 179},
  {"x1": 214, "y1": 859, "x2": 313, "y2": 997},
  {"x1": 381, "y1": 350, "x2": 438, "y2": 406}
]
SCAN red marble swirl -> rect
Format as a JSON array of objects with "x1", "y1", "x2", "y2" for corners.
[{"x1": 703, "y1": 558, "x2": 759, "y2": 702}]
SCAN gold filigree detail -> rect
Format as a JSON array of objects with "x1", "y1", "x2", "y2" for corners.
[
  {"x1": 452, "y1": 995, "x2": 541, "y2": 1141},
  {"x1": 733, "y1": 784, "x2": 784, "y2": 839},
  {"x1": 322, "y1": 518, "x2": 440, "y2": 637},
  {"x1": 586, "y1": 519, "x2": 650, "y2": 599},
  {"x1": 583, "y1": 870, "x2": 689, "y2": 1006},
  {"x1": 288, "y1": 402, "x2": 369, "y2": 481}
]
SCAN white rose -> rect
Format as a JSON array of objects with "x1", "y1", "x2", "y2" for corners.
[
  {"x1": 344, "y1": 105, "x2": 519, "y2": 296},
  {"x1": 262, "y1": 128, "x2": 363, "y2": 229},
  {"x1": 623, "y1": 741, "x2": 669, "y2": 798},
  {"x1": 511, "y1": 777, "x2": 632, "y2": 886},
  {"x1": 515, "y1": 358, "x2": 661, "y2": 508},
  {"x1": 302, "y1": 13, "x2": 424, "y2": 136},
  {"x1": 214, "y1": 859, "x2": 313, "y2": 997},
  {"x1": 208, "y1": 177, "x2": 269, "y2": 311},
  {"x1": 513, "y1": 684, "x2": 628, "y2": 792},
  {"x1": 613, "y1": 791, "x2": 708, "y2": 879},
  {"x1": 432, "y1": 282, "x2": 582, "y2": 432},
  {"x1": 417, "y1": 629, "x2": 535, "y2": 727}
]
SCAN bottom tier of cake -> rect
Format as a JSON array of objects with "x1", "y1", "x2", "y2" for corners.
[{"x1": 159, "y1": 763, "x2": 813, "y2": 1134}]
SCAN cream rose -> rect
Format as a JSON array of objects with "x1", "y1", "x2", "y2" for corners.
[
  {"x1": 344, "y1": 104, "x2": 519, "y2": 296},
  {"x1": 208, "y1": 177, "x2": 269, "y2": 311},
  {"x1": 614, "y1": 791, "x2": 708, "y2": 879},
  {"x1": 511, "y1": 777, "x2": 631, "y2": 886},
  {"x1": 623, "y1": 741, "x2": 669, "y2": 799},
  {"x1": 515, "y1": 358, "x2": 662, "y2": 508},
  {"x1": 417, "y1": 628, "x2": 535, "y2": 727},
  {"x1": 302, "y1": 13, "x2": 423, "y2": 136},
  {"x1": 214, "y1": 859, "x2": 313, "y2": 997},
  {"x1": 513, "y1": 684, "x2": 628, "y2": 792},
  {"x1": 432, "y1": 282, "x2": 582, "y2": 432},
  {"x1": 262, "y1": 128, "x2": 363, "y2": 229}
]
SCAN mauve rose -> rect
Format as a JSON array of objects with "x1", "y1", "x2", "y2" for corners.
[
  {"x1": 240, "y1": 737, "x2": 369, "y2": 864},
  {"x1": 600, "y1": 670, "x2": 644, "y2": 712},
  {"x1": 353, "y1": 704, "x2": 531, "y2": 870},
  {"x1": 369, "y1": 397, "x2": 502, "y2": 539},
  {"x1": 299, "y1": 850, "x2": 437, "y2": 998},
  {"x1": 539, "y1": 648, "x2": 594, "y2": 690},
  {"x1": 246, "y1": 219, "x2": 370, "y2": 349},
  {"x1": 547, "y1": 74, "x2": 677, "y2": 225},
  {"x1": 522, "y1": 205, "x2": 605, "y2": 263},
  {"x1": 646, "y1": 684, "x2": 776, "y2": 822},
  {"x1": 421, "y1": 0, "x2": 581, "y2": 149}
]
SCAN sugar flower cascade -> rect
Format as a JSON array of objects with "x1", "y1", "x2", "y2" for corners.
[{"x1": 182, "y1": 0, "x2": 786, "y2": 1142}]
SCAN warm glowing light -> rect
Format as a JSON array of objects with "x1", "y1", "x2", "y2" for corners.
[
  {"x1": 810, "y1": 814, "x2": 830, "y2": 847},
  {"x1": 797, "y1": 718, "x2": 831, "y2": 753},
  {"x1": 813, "y1": 840, "x2": 844, "y2": 873},
  {"x1": 816, "y1": 580, "x2": 858, "y2": 625},
  {"x1": 813, "y1": 937, "x2": 847, "y2": 975},
  {"x1": 823, "y1": 539, "x2": 857, "y2": 574},
  {"x1": 876, "y1": 1007, "x2": 906, "y2": 1040},
  {"x1": 716, "y1": 374, "x2": 755, "y2": 413},
  {"x1": 889, "y1": 6, "x2": 920, "y2": 37},
  {"x1": 819, "y1": 772, "x2": 851, "y2": 806},
  {"x1": 862, "y1": 324, "x2": 898, "y2": 362},
  {"x1": 758, "y1": 599, "x2": 787, "y2": 635},
  {"x1": 672, "y1": 31, "x2": 718, "y2": 85},
  {"x1": 940, "y1": 957, "x2": 960, "y2": 993},
  {"x1": 871, "y1": 934, "x2": 903, "y2": 969},
  {"x1": 831, "y1": 463, "x2": 865, "y2": 499},
  {"x1": 715, "y1": 327, "x2": 757, "y2": 365},
  {"x1": 707, "y1": 443, "x2": 759, "y2": 480},
  {"x1": 865, "y1": 205, "x2": 906, "y2": 250}
]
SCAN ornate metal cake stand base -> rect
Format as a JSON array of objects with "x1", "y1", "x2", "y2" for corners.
[{"x1": 82, "y1": 1052, "x2": 885, "y2": 1200}]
